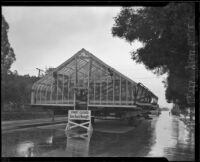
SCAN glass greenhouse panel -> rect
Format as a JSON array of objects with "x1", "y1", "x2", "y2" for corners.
[{"x1": 31, "y1": 48, "x2": 158, "y2": 108}]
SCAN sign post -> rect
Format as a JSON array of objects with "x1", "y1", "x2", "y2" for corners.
[{"x1": 65, "y1": 110, "x2": 93, "y2": 132}]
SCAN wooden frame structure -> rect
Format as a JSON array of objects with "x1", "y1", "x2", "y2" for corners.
[
  {"x1": 65, "y1": 110, "x2": 93, "y2": 132},
  {"x1": 31, "y1": 48, "x2": 158, "y2": 109}
]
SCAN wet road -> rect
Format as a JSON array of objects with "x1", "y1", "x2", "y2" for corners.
[{"x1": 2, "y1": 111, "x2": 194, "y2": 160}]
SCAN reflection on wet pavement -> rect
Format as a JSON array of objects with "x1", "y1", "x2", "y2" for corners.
[
  {"x1": 147, "y1": 112, "x2": 194, "y2": 161},
  {"x1": 16, "y1": 141, "x2": 35, "y2": 157},
  {"x1": 2, "y1": 111, "x2": 194, "y2": 160}
]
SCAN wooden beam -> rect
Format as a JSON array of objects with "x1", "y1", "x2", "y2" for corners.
[
  {"x1": 56, "y1": 73, "x2": 59, "y2": 104},
  {"x1": 87, "y1": 58, "x2": 92, "y2": 109},
  {"x1": 131, "y1": 84, "x2": 134, "y2": 105},
  {"x1": 88, "y1": 104, "x2": 139, "y2": 109},
  {"x1": 107, "y1": 78, "x2": 108, "y2": 104},
  {"x1": 31, "y1": 103, "x2": 140, "y2": 109},
  {"x1": 113, "y1": 74, "x2": 115, "y2": 104},
  {"x1": 100, "y1": 67, "x2": 103, "y2": 104},
  {"x1": 40, "y1": 85, "x2": 42, "y2": 104},
  {"x1": 134, "y1": 85, "x2": 140, "y2": 104},
  {"x1": 31, "y1": 91, "x2": 34, "y2": 104},
  {"x1": 50, "y1": 83, "x2": 53, "y2": 103},
  {"x1": 137, "y1": 95, "x2": 152, "y2": 101},
  {"x1": 74, "y1": 56, "x2": 78, "y2": 110},
  {"x1": 100, "y1": 80, "x2": 102, "y2": 104},
  {"x1": 94, "y1": 80, "x2": 96, "y2": 103},
  {"x1": 126, "y1": 80, "x2": 128, "y2": 105},
  {"x1": 35, "y1": 85, "x2": 38, "y2": 104},
  {"x1": 45, "y1": 86, "x2": 48, "y2": 104},
  {"x1": 139, "y1": 87, "x2": 145, "y2": 102},
  {"x1": 31, "y1": 103, "x2": 74, "y2": 107},
  {"x1": 62, "y1": 74, "x2": 64, "y2": 103},
  {"x1": 68, "y1": 76, "x2": 70, "y2": 104},
  {"x1": 120, "y1": 76, "x2": 121, "y2": 104}
]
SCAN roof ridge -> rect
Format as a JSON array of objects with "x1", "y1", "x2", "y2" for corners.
[{"x1": 32, "y1": 48, "x2": 157, "y2": 98}]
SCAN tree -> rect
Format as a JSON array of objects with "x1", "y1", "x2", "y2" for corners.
[
  {"x1": 1, "y1": 14, "x2": 16, "y2": 76},
  {"x1": 1, "y1": 14, "x2": 16, "y2": 107},
  {"x1": 45, "y1": 67, "x2": 55, "y2": 75},
  {"x1": 3, "y1": 71, "x2": 39, "y2": 111},
  {"x1": 112, "y1": 3, "x2": 194, "y2": 108}
]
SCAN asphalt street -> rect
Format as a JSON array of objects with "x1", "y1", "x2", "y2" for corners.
[{"x1": 2, "y1": 111, "x2": 195, "y2": 160}]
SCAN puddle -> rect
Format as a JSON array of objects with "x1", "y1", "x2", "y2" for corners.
[{"x1": 1, "y1": 112, "x2": 195, "y2": 160}]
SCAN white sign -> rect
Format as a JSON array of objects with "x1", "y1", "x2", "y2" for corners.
[{"x1": 68, "y1": 110, "x2": 91, "y2": 120}]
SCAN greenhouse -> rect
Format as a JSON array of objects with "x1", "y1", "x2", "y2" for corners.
[{"x1": 31, "y1": 48, "x2": 158, "y2": 109}]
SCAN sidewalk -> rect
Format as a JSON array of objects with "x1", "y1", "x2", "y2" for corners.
[{"x1": 2, "y1": 116, "x2": 68, "y2": 132}]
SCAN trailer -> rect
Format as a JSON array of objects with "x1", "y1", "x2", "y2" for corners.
[{"x1": 31, "y1": 48, "x2": 159, "y2": 126}]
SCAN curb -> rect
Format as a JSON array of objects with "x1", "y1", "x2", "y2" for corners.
[{"x1": 2, "y1": 120, "x2": 68, "y2": 132}]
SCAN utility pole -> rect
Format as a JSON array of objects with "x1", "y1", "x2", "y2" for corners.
[{"x1": 36, "y1": 68, "x2": 44, "y2": 77}]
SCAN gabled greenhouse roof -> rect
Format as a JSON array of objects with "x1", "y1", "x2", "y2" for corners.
[{"x1": 32, "y1": 48, "x2": 157, "y2": 99}]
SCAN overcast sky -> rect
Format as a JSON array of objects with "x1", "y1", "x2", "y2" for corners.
[{"x1": 2, "y1": 6, "x2": 172, "y2": 108}]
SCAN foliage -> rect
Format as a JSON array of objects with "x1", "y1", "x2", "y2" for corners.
[
  {"x1": 1, "y1": 14, "x2": 16, "y2": 108},
  {"x1": 112, "y1": 3, "x2": 194, "y2": 107},
  {"x1": 2, "y1": 71, "x2": 39, "y2": 111},
  {"x1": 1, "y1": 14, "x2": 16, "y2": 76},
  {"x1": 45, "y1": 66, "x2": 55, "y2": 75}
]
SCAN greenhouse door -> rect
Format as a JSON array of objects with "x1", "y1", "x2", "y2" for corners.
[{"x1": 75, "y1": 87, "x2": 88, "y2": 110}]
